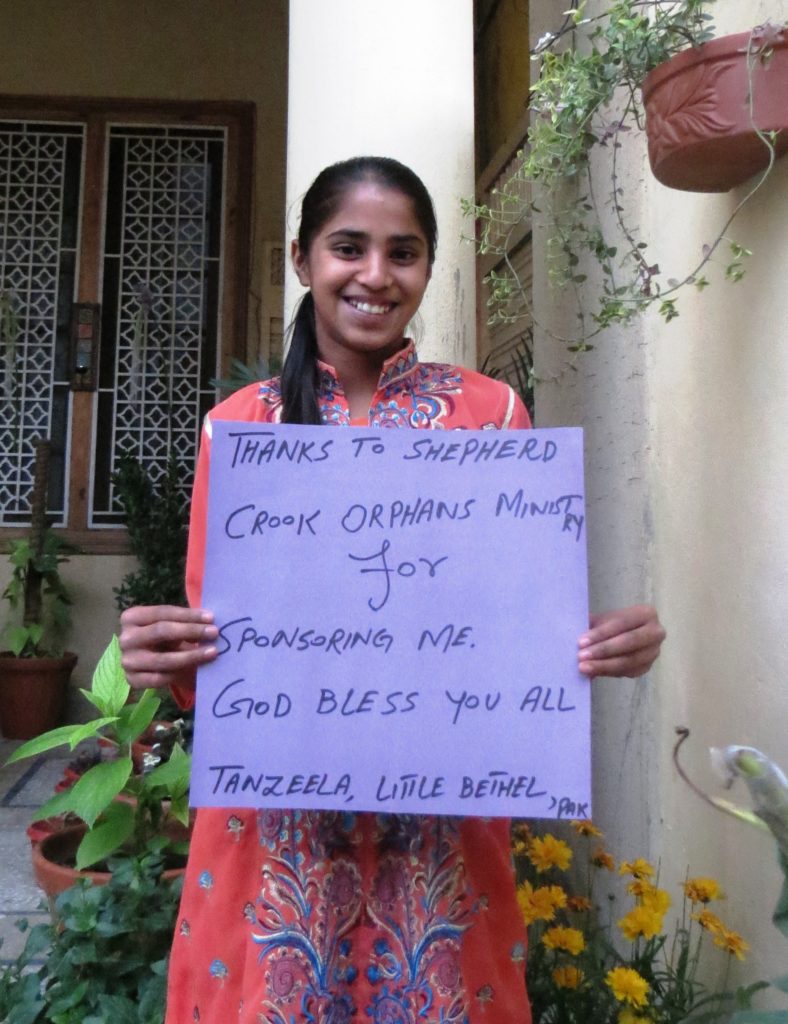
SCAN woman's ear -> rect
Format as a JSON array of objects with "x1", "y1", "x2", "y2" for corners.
[{"x1": 291, "y1": 239, "x2": 310, "y2": 287}]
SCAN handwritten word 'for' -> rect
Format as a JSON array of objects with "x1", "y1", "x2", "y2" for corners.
[{"x1": 349, "y1": 539, "x2": 447, "y2": 611}]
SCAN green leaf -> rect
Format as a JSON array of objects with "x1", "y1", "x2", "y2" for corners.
[
  {"x1": 90, "y1": 636, "x2": 130, "y2": 717},
  {"x1": 8, "y1": 540, "x2": 31, "y2": 568},
  {"x1": 66, "y1": 718, "x2": 120, "y2": 749},
  {"x1": 143, "y1": 744, "x2": 191, "y2": 797},
  {"x1": 5, "y1": 723, "x2": 93, "y2": 764},
  {"x1": 66, "y1": 758, "x2": 133, "y2": 828},
  {"x1": 37, "y1": 785, "x2": 83, "y2": 821},
  {"x1": 114, "y1": 688, "x2": 160, "y2": 745},
  {"x1": 168, "y1": 793, "x2": 191, "y2": 827},
  {"x1": 74, "y1": 801, "x2": 135, "y2": 869}
]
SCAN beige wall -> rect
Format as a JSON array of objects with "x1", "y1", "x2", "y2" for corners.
[
  {"x1": 532, "y1": 0, "x2": 788, "y2": 992},
  {"x1": 0, "y1": 0, "x2": 287, "y2": 703}
]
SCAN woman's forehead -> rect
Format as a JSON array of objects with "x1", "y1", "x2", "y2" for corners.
[{"x1": 319, "y1": 182, "x2": 425, "y2": 238}]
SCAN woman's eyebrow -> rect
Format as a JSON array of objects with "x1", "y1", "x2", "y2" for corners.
[{"x1": 326, "y1": 229, "x2": 425, "y2": 246}]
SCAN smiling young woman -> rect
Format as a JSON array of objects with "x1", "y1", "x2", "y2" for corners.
[{"x1": 118, "y1": 156, "x2": 666, "y2": 1024}]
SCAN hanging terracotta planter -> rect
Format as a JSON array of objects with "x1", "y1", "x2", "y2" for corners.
[
  {"x1": 643, "y1": 29, "x2": 788, "y2": 192},
  {"x1": 0, "y1": 651, "x2": 77, "y2": 739}
]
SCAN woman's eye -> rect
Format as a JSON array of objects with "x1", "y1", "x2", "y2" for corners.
[
  {"x1": 391, "y1": 249, "x2": 417, "y2": 262},
  {"x1": 333, "y1": 243, "x2": 359, "y2": 258}
]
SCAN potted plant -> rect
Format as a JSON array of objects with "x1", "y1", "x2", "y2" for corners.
[
  {"x1": 6, "y1": 635, "x2": 192, "y2": 902},
  {"x1": 0, "y1": 439, "x2": 76, "y2": 739},
  {"x1": 466, "y1": 0, "x2": 787, "y2": 349},
  {"x1": 111, "y1": 450, "x2": 197, "y2": 730},
  {"x1": 643, "y1": 21, "x2": 788, "y2": 192},
  {"x1": 111, "y1": 450, "x2": 189, "y2": 612},
  {"x1": 0, "y1": 848, "x2": 181, "y2": 1024}
]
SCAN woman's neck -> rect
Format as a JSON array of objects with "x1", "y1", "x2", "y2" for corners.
[{"x1": 318, "y1": 339, "x2": 407, "y2": 419}]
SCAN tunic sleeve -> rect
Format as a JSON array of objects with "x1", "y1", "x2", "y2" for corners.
[{"x1": 501, "y1": 384, "x2": 532, "y2": 430}]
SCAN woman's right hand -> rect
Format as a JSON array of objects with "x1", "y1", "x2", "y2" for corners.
[{"x1": 119, "y1": 605, "x2": 219, "y2": 690}]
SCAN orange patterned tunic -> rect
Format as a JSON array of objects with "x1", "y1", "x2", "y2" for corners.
[{"x1": 166, "y1": 343, "x2": 533, "y2": 1024}]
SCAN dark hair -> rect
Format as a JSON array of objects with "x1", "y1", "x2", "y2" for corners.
[{"x1": 281, "y1": 156, "x2": 438, "y2": 424}]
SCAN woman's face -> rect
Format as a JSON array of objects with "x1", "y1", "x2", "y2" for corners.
[{"x1": 292, "y1": 181, "x2": 432, "y2": 370}]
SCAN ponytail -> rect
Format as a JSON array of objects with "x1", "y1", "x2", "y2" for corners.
[{"x1": 281, "y1": 293, "x2": 322, "y2": 425}]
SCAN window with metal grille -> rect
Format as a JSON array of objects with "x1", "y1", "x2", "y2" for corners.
[{"x1": 0, "y1": 100, "x2": 252, "y2": 547}]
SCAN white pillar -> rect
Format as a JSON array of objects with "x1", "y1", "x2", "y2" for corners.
[{"x1": 285, "y1": 0, "x2": 476, "y2": 367}]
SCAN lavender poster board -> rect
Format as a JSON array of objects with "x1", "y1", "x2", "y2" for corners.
[{"x1": 190, "y1": 422, "x2": 590, "y2": 819}]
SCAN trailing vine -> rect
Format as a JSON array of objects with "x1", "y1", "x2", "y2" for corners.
[{"x1": 466, "y1": 1, "x2": 782, "y2": 351}]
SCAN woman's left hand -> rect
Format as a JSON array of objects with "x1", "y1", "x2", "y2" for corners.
[{"x1": 578, "y1": 605, "x2": 666, "y2": 679}]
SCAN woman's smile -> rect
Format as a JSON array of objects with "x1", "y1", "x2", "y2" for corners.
[{"x1": 344, "y1": 298, "x2": 396, "y2": 316}]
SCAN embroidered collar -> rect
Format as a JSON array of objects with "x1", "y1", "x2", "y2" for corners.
[{"x1": 315, "y1": 340, "x2": 419, "y2": 396}]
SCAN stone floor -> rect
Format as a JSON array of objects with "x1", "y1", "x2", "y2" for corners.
[{"x1": 0, "y1": 739, "x2": 72, "y2": 965}]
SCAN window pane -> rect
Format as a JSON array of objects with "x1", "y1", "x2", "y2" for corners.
[
  {"x1": 92, "y1": 126, "x2": 225, "y2": 526},
  {"x1": 0, "y1": 121, "x2": 83, "y2": 526}
]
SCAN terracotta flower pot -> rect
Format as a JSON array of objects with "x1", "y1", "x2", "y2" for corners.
[
  {"x1": 0, "y1": 651, "x2": 77, "y2": 740},
  {"x1": 643, "y1": 29, "x2": 788, "y2": 192},
  {"x1": 32, "y1": 823, "x2": 189, "y2": 906}
]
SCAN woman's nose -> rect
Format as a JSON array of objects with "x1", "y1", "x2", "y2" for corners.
[{"x1": 356, "y1": 252, "x2": 391, "y2": 289}]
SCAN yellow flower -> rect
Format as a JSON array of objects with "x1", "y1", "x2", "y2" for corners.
[
  {"x1": 553, "y1": 965, "x2": 583, "y2": 989},
  {"x1": 512, "y1": 838, "x2": 530, "y2": 857},
  {"x1": 517, "y1": 882, "x2": 567, "y2": 925},
  {"x1": 638, "y1": 884, "x2": 672, "y2": 915},
  {"x1": 683, "y1": 877, "x2": 723, "y2": 904},
  {"x1": 618, "y1": 904, "x2": 665, "y2": 941},
  {"x1": 619, "y1": 1010, "x2": 651, "y2": 1024},
  {"x1": 571, "y1": 819, "x2": 603, "y2": 837},
  {"x1": 606, "y1": 966, "x2": 650, "y2": 1007},
  {"x1": 713, "y1": 927, "x2": 749, "y2": 961},
  {"x1": 528, "y1": 834, "x2": 573, "y2": 873},
  {"x1": 542, "y1": 926, "x2": 585, "y2": 955},
  {"x1": 567, "y1": 895, "x2": 593, "y2": 912},
  {"x1": 692, "y1": 909, "x2": 725, "y2": 935},
  {"x1": 591, "y1": 847, "x2": 616, "y2": 871},
  {"x1": 619, "y1": 858, "x2": 655, "y2": 880}
]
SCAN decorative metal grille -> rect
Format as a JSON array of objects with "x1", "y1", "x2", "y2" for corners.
[
  {"x1": 0, "y1": 121, "x2": 83, "y2": 526},
  {"x1": 92, "y1": 125, "x2": 225, "y2": 526}
]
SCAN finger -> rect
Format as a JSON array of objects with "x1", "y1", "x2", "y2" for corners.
[
  {"x1": 125, "y1": 670, "x2": 189, "y2": 691},
  {"x1": 121, "y1": 643, "x2": 218, "y2": 673},
  {"x1": 578, "y1": 622, "x2": 663, "y2": 665},
  {"x1": 578, "y1": 644, "x2": 662, "y2": 679},
  {"x1": 119, "y1": 620, "x2": 218, "y2": 652},
  {"x1": 120, "y1": 605, "x2": 214, "y2": 628},
  {"x1": 581, "y1": 605, "x2": 659, "y2": 646}
]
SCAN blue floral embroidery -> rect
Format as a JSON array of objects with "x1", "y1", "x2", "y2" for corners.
[
  {"x1": 246, "y1": 817, "x2": 470, "y2": 1023},
  {"x1": 210, "y1": 959, "x2": 229, "y2": 982}
]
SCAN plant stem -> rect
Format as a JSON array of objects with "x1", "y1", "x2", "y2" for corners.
[{"x1": 23, "y1": 439, "x2": 51, "y2": 631}]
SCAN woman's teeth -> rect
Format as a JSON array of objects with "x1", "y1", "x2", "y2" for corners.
[{"x1": 348, "y1": 299, "x2": 392, "y2": 315}]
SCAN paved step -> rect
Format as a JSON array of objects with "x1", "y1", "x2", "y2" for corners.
[{"x1": 0, "y1": 739, "x2": 72, "y2": 965}]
